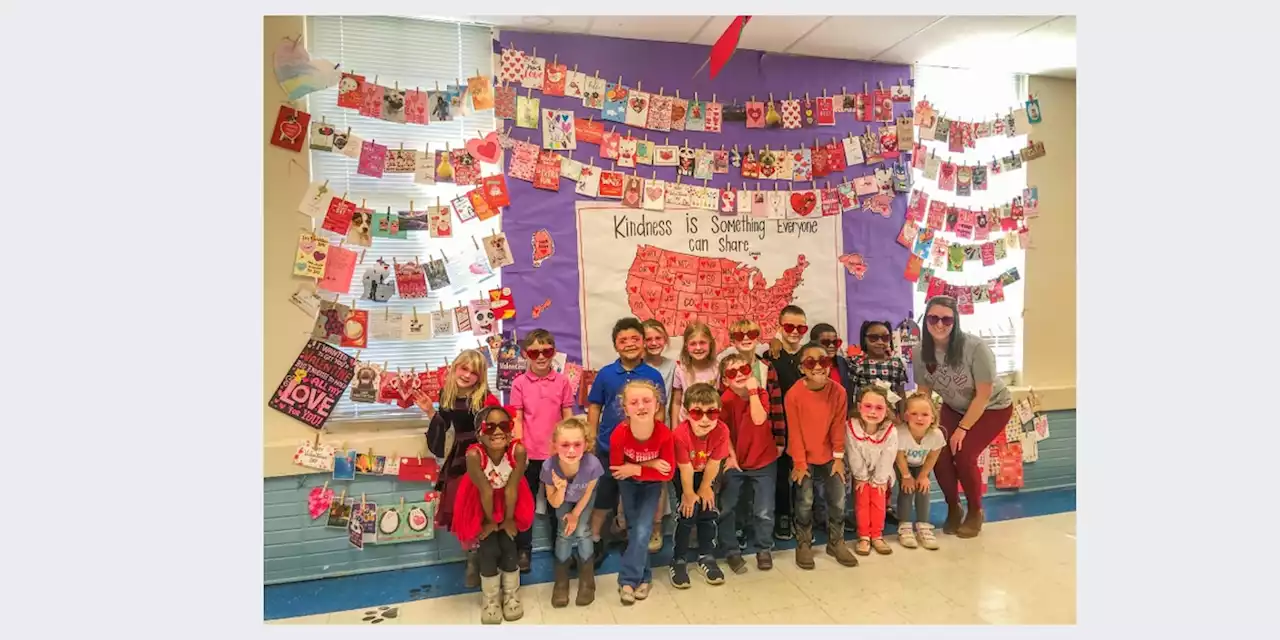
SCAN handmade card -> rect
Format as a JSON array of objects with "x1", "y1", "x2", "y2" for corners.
[{"x1": 268, "y1": 340, "x2": 356, "y2": 429}]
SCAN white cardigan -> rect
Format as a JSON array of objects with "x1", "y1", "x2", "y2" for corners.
[{"x1": 844, "y1": 418, "x2": 898, "y2": 487}]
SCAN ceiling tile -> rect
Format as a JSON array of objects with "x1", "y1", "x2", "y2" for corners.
[
  {"x1": 786, "y1": 16, "x2": 944, "y2": 60},
  {"x1": 587, "y1": 16, "x2": 713, "y2": 42},
  {"x1": 474, "y1": 15, "x2": 596, "y2": 32},
  {"x1": 883, "y1": 15, "x2": 1059, "y2": 66},
  {"x1": 690, "y1": 16, "x2": 829, "y2": 52}
]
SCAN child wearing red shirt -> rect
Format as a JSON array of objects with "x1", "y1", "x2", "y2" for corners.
[
  {"x1": 669, "y1": 383, "x2": 731, "y2": 589},
  {"x1": 715, "y1": 352, "x2": 781, "y2": 572},
  {"x1": 607, "y1": 379, "x2": 675, "y2": 605}
]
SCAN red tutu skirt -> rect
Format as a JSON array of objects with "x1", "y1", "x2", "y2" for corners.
[{"x1": 450, "y1": 473, "x2": 535, "y2": 547}]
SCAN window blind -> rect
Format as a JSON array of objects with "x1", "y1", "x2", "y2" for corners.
[
  {"x1": 304, "y1": 16, "x2": 499, "y2": 425},
  {"x1": 911, "y1": 65, "x2": 1027, "y2": 375}
]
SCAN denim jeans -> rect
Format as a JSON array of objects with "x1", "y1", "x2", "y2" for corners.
[
  {"x1": 553, "y1": 501, "x2": 594, "y2": 562},
  {"x1": 617, "y1": 479, "x2": 663, "y2": 588},
  {"x1": 794, "y1": 460, "x2": 846, "y2": 539},
  {"x1": 672, "y1": 473, "x2": 719, "y2": 563},
  {"x1": 716, "y1": 462, "x2": 776, "y2": 554}
]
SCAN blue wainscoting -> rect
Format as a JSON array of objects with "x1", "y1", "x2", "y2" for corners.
[{"x1": 265, "y1": 409, "x2": 1076, "y2": 585}]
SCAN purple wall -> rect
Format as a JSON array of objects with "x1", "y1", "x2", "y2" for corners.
[{"x1": 497, "y1": 30, "x2": 913, "y2": 364}]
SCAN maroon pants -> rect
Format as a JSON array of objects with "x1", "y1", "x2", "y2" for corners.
[{"x1": 935, "y1": 402, "x2": 1013, "y2": 510}]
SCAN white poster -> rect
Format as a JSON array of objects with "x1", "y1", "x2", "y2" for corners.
[{"x1": 576, "y1": 202, "x2": 843, "y2": 369}]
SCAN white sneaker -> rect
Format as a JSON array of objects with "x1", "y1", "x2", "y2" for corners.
[
  {"x1": 916, "y1": 523, "x2": 939, "y2": 550},
  {"x1": 898, "y1": 524, "x2": 919, "y2": 549}
]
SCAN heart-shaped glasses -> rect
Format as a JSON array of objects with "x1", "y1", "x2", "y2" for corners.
[{"x1": 687, "y1": 408, "x2": 721, "y2": 421}]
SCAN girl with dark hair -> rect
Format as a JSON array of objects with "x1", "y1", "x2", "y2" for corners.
[
  {"x1": 849, "y1": 320, "x2": 910, "y2": 413},
  {"x1": 912, "y1": 296, "x2": 1013, "y2": 538}
]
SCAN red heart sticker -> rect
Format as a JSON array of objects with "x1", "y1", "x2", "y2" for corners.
[
  {"x1": 790, "y1": 191, "x2": 817, "y2": 215},
  {"x1": 747, "y1": 106, "x2": 763, "y2": 121}
]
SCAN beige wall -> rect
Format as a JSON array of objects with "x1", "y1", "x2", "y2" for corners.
[
  {"x1": 261, "y1": 18, "x2": 1076, "y2": 477},
  {"x1": 1017, "y1": 76, "x2": 1076, "y2": 411},
  {"x1": 263, "y1": 16, "x2": 429, "y2": 477}
]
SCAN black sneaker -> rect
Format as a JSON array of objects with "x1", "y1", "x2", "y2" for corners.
[
  {"x1": 736, "y1": 528, "x2": 747, "y2": 551},
  {"x1": 773, "y1": 515, "x2": 793, "y2": 541},
  {"x1": 698, "y1": 556, "x2": 726, "y2": 585},
  {"x1": 669, "y1": 563, "x2": 691, "y2": 589},
  {"x1": 726, "y1": 553, "x2": 748, "y2": 575},
  {"x1": 885, "y1": 508, "x2": 899, "y2": 527}
]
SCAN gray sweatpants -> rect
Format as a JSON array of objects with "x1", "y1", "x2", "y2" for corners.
[{"x1": 895, "y1": 466, "x2": 932, "y2": 524}]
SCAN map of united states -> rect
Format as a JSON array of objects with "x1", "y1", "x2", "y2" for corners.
[{"x1": 625, "y1": 245, "x2": 809, "y2": 347}]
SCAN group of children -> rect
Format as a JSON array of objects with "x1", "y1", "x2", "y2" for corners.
[{"x1": 414, "y1": 307, "x2": 949, "y2": 623}]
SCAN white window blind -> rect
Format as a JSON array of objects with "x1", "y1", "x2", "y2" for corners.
[
  {"x1": 305, "y1": 16, "x2": 499, "y2": 425},
  {"x1": 911, "y1": 65, "x2": 1028, "y2": 376}
]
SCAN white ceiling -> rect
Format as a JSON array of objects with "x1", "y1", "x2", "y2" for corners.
[{"x1": 466, "y1": 15, "x2": 1076, "y2": 78}]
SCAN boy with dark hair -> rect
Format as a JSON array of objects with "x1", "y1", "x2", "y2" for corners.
[
  {"x1": 760, "y1": 304, "x2": 809, "y2": 541},
  {"x1": 510, "y1": 328, "x2": 575, "y2": 572},
  {"x1": 586, "y1": 317, "x2": 668, "y2": 567},
  {"x1": 668, "y1": 382, "x2": 730, "y2": 588}
]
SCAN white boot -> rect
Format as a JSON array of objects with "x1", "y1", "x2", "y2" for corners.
[
  {"x1": 916, "y1": 523, "x2": 940, "y2": 550},
  {"x1": 480, "y1": 574, "x2": 502, "y2": 624},
  {"x1": 501, "y1": 570, "x2": 524, "y2": 621},
  {"x1": 898, "y1": 523, "x2": 919, "y2": 549}
]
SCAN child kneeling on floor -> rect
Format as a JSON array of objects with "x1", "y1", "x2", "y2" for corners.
[
  {"x1": 895, "y1": 392, "x2": 944, "y2": 550},
  {"x1": 846, "y1": 385, "x2": 898, "y2": 556},
  {"x1": 543, "y1": 416, "x2": 604, "y2": 607},
  {"x1": 669, "y1": 382, "x2": 731, "y2": 589},
  {"x1": 450, "y1": 406, "x2": 534, "y2": 624}
]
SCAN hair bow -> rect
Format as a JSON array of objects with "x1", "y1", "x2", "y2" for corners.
[{"x1": 870, "y1": 379, "x2": 901, "y2": 406}]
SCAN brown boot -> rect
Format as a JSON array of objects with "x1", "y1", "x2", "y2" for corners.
[
  {"x1": 826, "y1": 538, "x2": 859, "y2": 567},
  {"x1": 794, "y1": 523, "x2": 815, "y2": 570},
  {"x1": 464, "y1": 550, "x2": 480, "y2": 588},
  {"x1": 575, "y1": 555, "x2": 596, "y2": 606},
  {"x1": 942, "y1": 503, "x2": 964, "y2": 535},
  {"x1": 551, "y1": 559, "x2": 571, "y2": 608},
  {"x1": 956, "y1": 507, "x2": 985, "y2": 538}
]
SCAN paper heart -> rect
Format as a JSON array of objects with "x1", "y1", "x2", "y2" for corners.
[
  {"x1": 747, "y1": 106, "x2": 763, "y2": 121},
  {"x1": 790, "y1": 192, "x2": 817, "y2": 215},
  {"x1": 312, "y1": 251, "x2": 326, "y2": 262},
  {"x1": 307, "y1": 487, "x2": 334, "y2": 519},
  {"x1": 761, "y1": 164, "x2": 776, "y2": 177},
  {"x1": 630, "y1": 96, "x2": 647, "y2": 113},
  {"x1": 646, "y1": 186, "x2": 664, "y2": 200},
  {"x1": 547, "y1": 69, "x2": 564, "y2": 83},
  {"x1": 466, "y1": 132, "x2": 502, "y2": 164},
  {"x1": 280, "y1": 119, "x2": 303, "y2": 140},
  {"x1": 659, "y1": 149, "x2": 674, "y2": 161}
]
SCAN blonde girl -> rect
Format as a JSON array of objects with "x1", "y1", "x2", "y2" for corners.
[
  {"x1": 894, "y1": 393, "x2": 945, "y2": 550},
  {"x1": 422, "y1": 349, "x2": 502, "y2": 587},
  {"x1": 608, "y1": 379, "x2": 675, "y2": 605},
  {"x1": 543, "y1": 416, "x2": 604, "y2": 607},
  {"x1": 671, "y1": 322, "x2": 719, "y2": 424},
  {"x1": 845, "y1": 385, "x2": 898, "y2": 556}
]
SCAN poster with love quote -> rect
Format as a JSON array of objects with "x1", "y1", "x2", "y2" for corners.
[{"x1": 268, "y1": 340, "x2": 356, "y2": 429}]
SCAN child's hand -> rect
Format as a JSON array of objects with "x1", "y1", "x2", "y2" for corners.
[
  {"x1": 550, "y1": 469, "x2": 568, "y2": 492},
  {"x1": 854, "y1": 479, "x2": 867, "y2": 491},
  {"x1": 768, "y1": 338, "x2": 783, "y2": 359},
  {"x1": 680, "y1": 491, "x2": 698, "y2": 518},
  {"x1": 478, "y1": 521, "x2": 498, "y2": 540},
  {"x1": 725, "y1": 456, "x2": 741, "y2": 472},
  {"x1": 873, "y1": 482, "x2": 888, "y2": 494},
  {"x1": 501, "y1": 519, "x2": 518, "y2": 539},
  {"x1": 413, "y1": 391, "x2": 436, "y2": 418},
  {"x1": 790, "y1": 466, "x2": 809, "y2": 484},
  {"x1": 744, "y1": 375, "x2": 761, "y2": 392},
  {"x1": 915, "y1": 474, "x2": 931, "y2": 493},
  {"x1": 900, "y1": 475, "x2": 917, "y2": 494},
  {"x1": 697, "y1": 486, "x2": 717, "y2": 512},
  {"x1": 610, "y1": 463, "x2": 641, "y2": 479},
  {"x1": 832, "y1": 458, "x2": 846, "y2": 482},
  {"x1": 562, "y1": 511, "x2": 580, "y2": 537},
  {"x1": 644, "y1": 459, "x2": 672, "y2": 475}
]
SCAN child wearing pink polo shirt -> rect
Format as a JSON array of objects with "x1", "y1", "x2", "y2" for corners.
[{"x1": 511, "y1": 329, "x2": 576, "y2": 573}]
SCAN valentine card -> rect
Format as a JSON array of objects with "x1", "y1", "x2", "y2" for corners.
[
  {"x1": 270, "y1": 106, "x2": 311, "y2": 153},
  {"x1": 575, "y1": 118, "x2": 603, "y2": 145},
  {"x1": 705, "y1": 102, "x2": 723, "y2": 133},
  {"x1": 294, "y1": 233, "x2": 330, "y2": 279},
  {"x1": 837, "y1": 183, "x2": 857, "y2": 211},
  {"x1": 820, "y1": 186, "x2": 840, "y2": 217},
  {"x1": 404, "y1": 89, "x2": 430, "y2": 124},
  {"x1": 540, "y1": 61, "x2": 566, "y2": 96},
  {"x1": 575, "y1": 164, "x2": 600, "y2": 197},
  {"x1": 972, "y1": 165, "x2": 988, "y2": 191},
  {"x1": 565, "y1": 70, "x2": 586, "y2": 98},
  {"x1": 296, "y1": 440, "x2": 337, "y2": 472},
  {"x1": 816, "y1": 96, "x2": 836, "y2": 126},
  {"x1": 489, "y1": 287, "x2": 516, "y2": 321},
  {"x1": 896, "y1": 221, "x2": 918, "y2": 248},
  {"x1": 694, "y1": 149, "x2": 714, "y2": 180},
  {"x1": 494, "y1": 85, "x2": 516, "y2": 120},
  {"x1": 516, "y1": 95, "x2": 540, "y2": 128},
  {"x1": 542, "y1": 109, "x2": 576, "y2": 150},
  {"x1": 788, "y1": 190, "x2": 819, "y2": 219},
  {"x1": 337, "y1": 73, "x2": 365, "y2": 108},
  {"x1": 670, "y1": 98, "x2": 689, "y2": 131},
  {"x1": 483, "y1": 232, "x2": 515, "y2": 269},
  {"x1": 618, "y1": 138, "x2": 638, "y2": 168},
  {"x1": 384, "y1": 148, "x2": 416, "y2": 174},
  {"x1": 357, "y1": 140, "x2": 387, "y2": 178},
  {"x1": 904, "y1": 254, "x2": 923, "y2": 282},
  {"x1": 531, "y1": 228, "x2": 556, "y2": 267},
  {"x1": 792, "y1": 148, "x2": 813, "y2": 182},
  {"x1": 309, "y1": 120, "x2": 335, "y2": 152},
  {"x1": 913, "y1": 227, "x2": 935, "y2": 259},
  {"x1": 626, "y1": 90, "x2": 651, "y2": 128},
  {"x1": 620, "y1": 174, "x2": 644, "y2": 208},
  {"x1": 581, "y1": 75, "x2": 607, "y2": 109},
  {"x1": 922, "y1": 154, "x2": 940, "y2": 180},
  {"x1": 873, "y1": 89, "x2": 893, "y2": 122},
  {"x1": 534, "y1": 151, "x2": 562, "y2": 191},
  {"x1": 369, "y1": 309, "x2": 404, "y2": 341},
  {"x1": 318, "y1": 245, "x2": 357, "y2": 294},
  {"x1": 394, "y1": 260, "x2": 429, "y2": 299},
  {"x1": 956, "y1": 165, "x2": 973, "y2": 197},
  {"x1": 451, "y1": 193, "x2": 477, "y2": 224},
  {"x1": 947, "y1": 245, "x2": 965, "y2": 272},
  {"x1": 339, "y1": 309, "x2": 368, "y2": 348},
  {"x1": 298, "y1": 180, "x2": 335, "y2": 218},
  {"x1": 360, "y1": 260, "x2": 394, "y2": 302},
  {"x1": 843, "y1": 136, "x2": 865, "y2": 166},
  {"x1": 269, "y1": 339, "x2": 356, "y2": 429},
  {"x1": 602, "y1": 83, "x2": 629, "y2": 123},
  {"x1": 745, "y1": 101, "x2": 766, "y2": 128},
  {"x1": 937, "y1": 161, "x2": 956, "y2": 191},
  {"x1": 853, "y1": 175, "x2": 878, "y2": 196},
  {"x1": 521, "y1": 56, "x2": 546, "y2": 89}
]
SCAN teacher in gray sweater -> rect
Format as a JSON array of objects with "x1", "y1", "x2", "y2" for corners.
[{"x1": 912, "y1": 295, "x2": 1013, "y2": 538}]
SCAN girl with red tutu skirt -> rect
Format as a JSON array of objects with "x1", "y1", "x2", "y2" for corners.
[
  {"x1": 451, "y1": 405, "x2": 534, "y2": 624},
  {"x1": 418, "y1": 349, "x2": 501, "y2": 587}
]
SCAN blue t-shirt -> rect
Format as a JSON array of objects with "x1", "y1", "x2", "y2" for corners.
[{"x1": 587, "y1": 359, "x2": 667, "y2": 452}]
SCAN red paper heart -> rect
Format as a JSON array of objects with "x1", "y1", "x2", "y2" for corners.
[
  {"x1": 761, "y1": 165, "x2": 775, "y2": 177},
  {"x1": 659, "y1": 149, "x2": 674, "y2": 160},
  {"x1": 466, "y1": 132, "x2": 502, "y2": 164},
  {"x1": 790, "y1": 192, "x2": 817, "y2": 215},
  {"x1": 312, "y1": 251, "x2": 326, "y2": 261},
  {"x1": 747, "y1": 106, "x2": 763, "y2": 121}
]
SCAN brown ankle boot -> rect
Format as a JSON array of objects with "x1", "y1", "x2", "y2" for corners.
[
  {"x1": 551, "y1": 559, "x2": 571, "y2": 608},
  {"x1": 794, "y1": 524, "x2": 815, "y2": 570},
  {"x1": 942, "y1": 503, "x2": 964, "y2": 535},
  {"x1": 826, "y1": 538, "x2": 859, "y2": 567},
  {"x1": 575, "y1": 555, "x2": 596, "y2": 606},
  {"x1": 956, "y1": 507, "x2": 984, "y2": 538},
  {"x1": 464, "y1": 550, "x2": 480, "y2": 588}
]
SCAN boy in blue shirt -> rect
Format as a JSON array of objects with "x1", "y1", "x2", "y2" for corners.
[{"x1": 587, "y1": 317, "x2": 667, "y2": 568}]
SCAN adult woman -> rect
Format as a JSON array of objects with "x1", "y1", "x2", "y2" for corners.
[{"x1": 912, "y1": 296, "x2": 1013, "y2": 538}]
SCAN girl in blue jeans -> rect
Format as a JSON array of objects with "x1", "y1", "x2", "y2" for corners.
[{"x1": 542, "y1": 417, "x2": 603, "y2": 607}]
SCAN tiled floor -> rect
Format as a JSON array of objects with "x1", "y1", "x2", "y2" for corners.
[{"x1": 270, "y1": 512, "x2": 1075, "y2": 625}]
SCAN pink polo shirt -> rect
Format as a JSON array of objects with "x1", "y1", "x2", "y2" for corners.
[{"x1": 510, "y1": 369, "x2": 575, "y2": 460}]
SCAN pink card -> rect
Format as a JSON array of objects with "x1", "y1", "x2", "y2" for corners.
[
  {"x1": 600, "y1": 131, "x2": 620, "y2": 159},
  {"x1": 937, "y1": 161, "x2": 956, "y2": 191},
  {"x1": 404, "y1": 89, "x2": 430, "y2": 125},
  {"x1": 906, "y1": 189, "x2": 928, "y2": 222},
  {"x1": 745, "y1": 101, "x2": 766, "y2": 128},
  {"x1": 981, "y1": 242, "x2": 996, "y2": 266},
  {"x1": 705, "y1": 102, "x2": 723, "y2": 133},
  {"x1": 926, "y1": 200, "x2": 946, "y2": 231},
  {"x1": 358, "y1": 83, "x2": 384, "y2": 119},
  {"x1": 989, "y1": 279, "x2": 1006, "y2": 303},
  {"x1": 394, "y1": 260, "x2": 428, "y2": 299},
  {"x1": 853, "y1": 175, "x2": 878, "y2": 196},
  {"x1": 357, "y1": 140, "x2": 387, "y2": 178},
  {"x1": 954, "y1": 209, "x2": 975, "y2": 239},
  {"x1": 647, "y1": 95, "x2": 672, "y2": 131},
  {"x1": 508, "y1": 141, "x2": 538, "y2": 182},
  {"x1": 820, "y1": 186, "x2": 841, "y2": 216},
  {"x1": 318, "y1": 246, "x2": 357, "y2": 294}
]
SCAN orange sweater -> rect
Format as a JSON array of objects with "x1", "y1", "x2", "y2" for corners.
[{"x1": 783, "y1": 380, "x2": 848, "y2": 472}]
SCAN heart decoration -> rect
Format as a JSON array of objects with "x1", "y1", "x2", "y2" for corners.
[
  {"x1": 747, "y1": 106, "x2": 763, "y2": 121},
  {"x1": 646, "y1": 186, "x2": 664, "y2": 200},
  {"x1": 279, "y1": 118, "x2": 303, "y2": 142},
  {"x1": 659, "y1": 149, "x2": 674, "y2": 161},
  {"x1": 307, "y1": 486, "x2": 334, "y2": 520},
  {"x1": 790, "y1": 191, "x2": 817, "y2": 216},
  {"x1": 760, "y1": 164, "x2": 776, "y2": 177},
  {"x1": 547, "y1": 69, "x2": 564, "y2": 83},
  {"x1": 312, "y1": 251, "x2": 327, "y2": 262},
  {"x1": 630, "y1": 96, "x2": 647, "y2": 113},
  {"x1": 466, "y1": 132, "x2": 502, "y2": 164}
]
